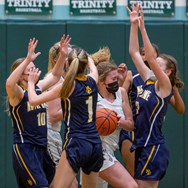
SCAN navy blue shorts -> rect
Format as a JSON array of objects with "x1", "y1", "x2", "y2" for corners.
[
  {"x1": 134, "y1": 143, "x2": 169, "y2": 180},
  {"x1": 65, "y1": 137, "x2": 103, "y2": 175},
  {"x1": 13, "y1": 144, "x2": 56, "y2": 188},
  {"x1": 119, "y1": 129, "x2": 133, "y2": 152}
]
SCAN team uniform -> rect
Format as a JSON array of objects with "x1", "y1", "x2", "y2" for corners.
[
  {"x1": 131, "y1": 80, "x2": 173, "y2": 180},
  {"x1": 61, "y1": 76, "x2": 103, "y2": 175},
  {"x1": 119, "y1": 70, "x2": 156, "y2": 150},
  {"x1": 119, "y1": 70, "x2": 144, "y2": 151},
  {"x1": 10, "y1": 86, "x2": 55, "y2": 188},
  {"x1": 96, "y1": 88, "x2": 125, "y2": 188}
]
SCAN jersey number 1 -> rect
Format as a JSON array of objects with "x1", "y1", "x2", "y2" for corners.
[{"x1": 86, "y1": 96, "x2": 93, "y2": 123}]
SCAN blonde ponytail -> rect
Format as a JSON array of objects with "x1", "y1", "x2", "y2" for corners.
[{"x1": 60, "y1": 58, "x2": 79, "y2": 99}]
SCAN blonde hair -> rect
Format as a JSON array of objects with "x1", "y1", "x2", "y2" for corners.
[
  {"x1": 91, "y1": 46, "x2": 111, "y2": 65},
  {"x1": 48, "y1": 42, "x2": 60, "y2": 72},
  {"x1": 160, "y1": 54, "x2": 184, "y2": 89},
  {"x1": 60, "y1": 48, "x2": 88, "y2": 99}
]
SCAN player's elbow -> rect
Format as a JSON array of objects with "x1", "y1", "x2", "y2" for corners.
[
  {"x1": 176, "y1": 106, "x2": 185, "y2": 115},
  {"x1": 6, "y1": 79, "x2": 13, "y2": 90},
  {"x1": 28, "y1": 98, "x2": 39, "y2": 107}
]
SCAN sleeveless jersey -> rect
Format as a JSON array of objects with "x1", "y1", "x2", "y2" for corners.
[
  {"x1": 97, "y1": 88, "x2": 125, "y2": 151},
  {"x1": 9, "y1": 86, "x2": 47, "y2": 147},
  {"x1": 128, "y1": 70, "x2": 145, "y2": 121},
  {"x1": 61, "y1": 76, "x2": 101, "y2": 144},
  {"x1": 132, "y1": 81, "x2": 173, "y2": 150}
]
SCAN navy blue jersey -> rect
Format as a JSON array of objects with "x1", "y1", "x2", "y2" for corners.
[
  {"x1": 128, "y1": 70, "x2": 145, "y2": 121},
  {"x1": 119, "y1": 70, "x2": 144, "y2": 148},
  {"x1": 61, "y1": 76, "x2": 101, "y2": 144},
  {"x1": 9, "y1": 86, "x2": 47, "y2": 147},
  {"x1": 132, "y1": 81, "x2": 173, "y2": 150}
]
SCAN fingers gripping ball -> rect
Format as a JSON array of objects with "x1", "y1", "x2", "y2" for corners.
[{"x1": 96, "y1": 108, "x2": 118, "y2": 136}]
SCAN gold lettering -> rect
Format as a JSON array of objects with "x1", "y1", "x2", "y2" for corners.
[
  {"x1": 27, "y1": 102, "x2": 47, "y2": 112},
  {"x1": 139, "y1": 90, "x2": 151, "y2": 101}
]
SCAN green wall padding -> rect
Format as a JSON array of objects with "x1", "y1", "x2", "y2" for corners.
[
  {"x1": 67, "y1": 22, "x2": 127, "y2": 64},
  {"x1": 184, "y1": 23, "x2": 188, "y2": 188},
  {"x1": 0, "y1": 21, "x2": 7, "y2": 188}
]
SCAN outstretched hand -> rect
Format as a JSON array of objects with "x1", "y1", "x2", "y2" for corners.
[
  {"x1": 127, "y1": 2, "x2": 144, "y2": 27},
  {"x1": 59, "y1": 35, "x2": 71, "y2": 57},
  {"x1": 26, "y1": 38, "x2": 41, "y2": 62}
]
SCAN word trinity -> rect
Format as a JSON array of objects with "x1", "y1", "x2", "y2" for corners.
[
  {"x1": 71, "y1": 0, "x2": 115, "y2": 9},
  {"x1": 6, "y1": 0, "x2": 51, "y2": 7},
  {"x1": 129, "y1": 1, "x2": 173, "y2": 9}
]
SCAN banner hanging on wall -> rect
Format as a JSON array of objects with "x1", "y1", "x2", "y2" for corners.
[
  {"x1": 5, "y1": 0, "x2": 53, "y2": 14},
  {"x1": 128, "y1": 0, "x2": 175, "y2": 17},
  {"x1": 70, "y1": 0, "x2": 116, "y2": 15}
]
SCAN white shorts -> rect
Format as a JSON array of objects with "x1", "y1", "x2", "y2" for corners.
[
  {"x1": 96, "y1": 145, "x2": 117, "y2": 188},
  {"x1": 100, "y1": 144, "x2": 118, "y2": 172},
  {"x1": 47, "y1": 128, "x2": 63, "y2": 166}
]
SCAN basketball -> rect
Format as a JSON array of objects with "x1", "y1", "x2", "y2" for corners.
[{"x1": 96, "y1": 108, "x2": 118, "y2": 136}]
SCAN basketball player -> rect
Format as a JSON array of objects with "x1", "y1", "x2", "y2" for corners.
[
  {"x1": 96, "y1": 61, "x2": 138, "y2": 188},
  {"x1": 6, "y1": 35, "x2": 70, "y2": 188},
  {"x1": 45, "y1": 41, "x2": 64, "y2": 166},
  {"x1": 118, "y1": 44, "x2": 160, "y2": 177},
  {"x1": 127, "y1": 3, "x2": 184, "y2": 188},
  {"x1": 119, "y1": 19, "x2": 185, "y2": 180},
  {"x1": 45, "y1": 42, "x2": 78, "y2": 187},
  {"x1": 27, "y1": 47, "x2": 103, "y2": 188}
]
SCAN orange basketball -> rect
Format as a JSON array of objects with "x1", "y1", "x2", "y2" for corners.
[{"x1": 96, "y1": 108, "x2": 118, "y2": 136}]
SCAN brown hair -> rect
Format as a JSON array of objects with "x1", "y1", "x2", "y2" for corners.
[
  {"x1": 10, "y1": 57, "x2": 25, "y2": 72},
  {"x1": 60, "y1": 48, "x2": 88, "y2": 99},
  {"x1": 6, "y1": 57, "x2": 25, "y2": 114},
  {"x1": 97, "y1": 60, "x2": 117, "y2": 82},
  {"x1": 10, "y1": 57, "x2": 25, "y2": 85},
  {"x1": 160, "y1": 54, "x2": 184, "y2": 89},
  {"x1": 140, "y1": 43, "x2": 160, "y2": 57}
]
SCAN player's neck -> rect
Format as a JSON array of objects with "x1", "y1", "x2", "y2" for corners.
[{"x1": 99, "y1": 89, "x2": 116, "y2": 102}]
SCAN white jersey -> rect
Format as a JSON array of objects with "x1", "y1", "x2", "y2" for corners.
[{"x1": 97, "y1": 88, "x2": 125, "y2": 151}]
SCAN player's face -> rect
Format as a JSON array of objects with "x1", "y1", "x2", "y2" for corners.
[
  {"x1": 156, "y1": 57, "x2": 167, "y2": 72},
  {"x1": 140, "y1": 48, "x2": 146, "y2": 61},
  {"x1": 141, "y1": 48, "x2": 158, "y2": 69},
  {"x1": 105, "y1": 70, "x2": 118, "y2": 85},
  {"x1": 104, "y1": 69, "x2": 119, "y2": 93},
  {"x1": 22, "y1": 62, "x2": 36, "y2": 81}
]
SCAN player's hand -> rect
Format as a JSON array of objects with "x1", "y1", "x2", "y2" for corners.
[
  {"x1": 28, "y1": 67, "x2": 41, "y2": 84},
  {"x1": 26, "y1": 38, "x2": 41, "y2": 62},
  {"x1": 59, "y1": 35, "x2": 71, "y2": 58}
]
